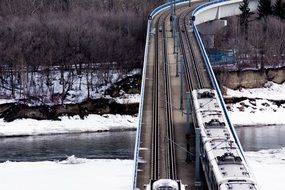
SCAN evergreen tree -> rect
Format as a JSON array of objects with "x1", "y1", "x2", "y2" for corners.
[
  {"x1": 273, "y1": 0, "x2": 285, "y2": 19},
  {"x1": 258, "y1": 0, "x2": 272, "y2": 18},
  {"x1": 239, "y1": 0, "x2": 251, "y2": 36}
]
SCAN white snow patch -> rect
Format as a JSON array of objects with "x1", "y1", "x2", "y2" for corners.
[
  {"x1": 0, "y1": 68, "x2": 141, "y2": 106},
  {"x1": 246, "y1": 149, "x2": 285, "y2": 190},
  {"x1": 0, "y1": 114, "x2": 137, "y2": 137},
  {"x1": 225, "y1": 81, "x2": 285, "y2": 100},
  {"x1": 227, "y1": 99, "x2": 285, "y2": 125},
  {"x1": 225, "y1": 82, "x2": 285, "y2": 125},
  {"x1": 0, "y1": 99, "x2": 17, "y2": 104},
  {"x1": 0, "y1": 157, "x2": 133, "y2": 190},
  {"x1": 60, "y1": 155, "x2": 87, "y2": 164},
  {"x1": 115, "y1": 93, "x2": 140, "y2": 104}
]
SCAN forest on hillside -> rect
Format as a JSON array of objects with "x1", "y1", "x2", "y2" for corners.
[
  {"x1": 214, "y1": 0, "x2": 285, "y2": 70},
  {"x1": 0, "y1": 0, "x2": 162, "y2": 102},
  {"x1": 0, "y1": 0, "x2": 163, "y2": 70}
]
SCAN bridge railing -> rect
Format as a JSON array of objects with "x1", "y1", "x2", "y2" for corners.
[
  {"x1": 131, "y1": 18, "x2": 150, "y2": 190},
  {"x1": 149, "y1": 0, "x2": 188, "y2": 18},
  {"x1": 192, "y1": 0, "x2": 246, "y2": 158}
]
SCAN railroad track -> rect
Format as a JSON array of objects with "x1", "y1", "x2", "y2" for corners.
[
  {"x1": 150, "y1": 1, "x2": 210, "y2": 182},
  {"x1": 151, "y1": 8, "x2": 179, "y2": 182},
  {"x1": 162, "y1": 12, "x2": 177, "y2": 180},
  {"x1": 150, "y1": 10, "x2": 161, "y2": 181},
  {"x1": 138, "y1": 2, "x2": 250, "y2": 190},
  {"x1": 177, "y1": 5, "x2": 211, "y2": 91},
  {"x1": 138, "y1": 2, "x2": 212, "y2": 189}
]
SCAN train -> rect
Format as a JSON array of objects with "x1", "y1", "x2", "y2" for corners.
[
  {"x1": 146, "y1": 179, "x2": 186, "y2": 190},
  {"x1": 192, "y1": 88, "x2": 258, "y2": 190}
]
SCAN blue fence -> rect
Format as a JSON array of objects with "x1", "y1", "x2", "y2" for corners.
[{"x1": 207, "y1": 49, "x2": 235, "y2": 65}]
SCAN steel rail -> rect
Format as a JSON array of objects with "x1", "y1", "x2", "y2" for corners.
[
  {"x1": 151, "y1": 11, "x2": 163, "y2": 181},
  {"x1": 182, "y1": 11, "x2": 204, "y2": 90},
  {"x1": 162, "y1": 13, "x2": 177, "y2": 180},
  {"x1": 177, "y1": 4, "x2": 211, "y2": 91}
]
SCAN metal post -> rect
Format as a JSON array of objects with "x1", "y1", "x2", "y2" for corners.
[
  {"x1": 176, "y1": 35, "x2": 180, "y2": 77},
  {"x1": 176, "y1": 51, "x2": 179, "y2": 77},
  {"x1": 173, "y1": 21, "x2": 176, "y2": 53},
  {"x1": 171, "y1": 0, "x2": 174, "y2": 37},
  {"x1": 172, "y1": 0, "x2": 177, "y2": 53},
  {"x1": 180, "y1": 55, "x2": 184, "y2": 111},
  {"x1": 195, "y1": 128, "x2": 201, "y2": 190},
  {"x1": 185, "y1": 91, "x2": 191, "y2": 164},
  {"x1": 185, "y1": 92, "x2": 191, "y2": 132},
  {"x1": 186, "y1": 92, "x2": 194, "y2": 133}
]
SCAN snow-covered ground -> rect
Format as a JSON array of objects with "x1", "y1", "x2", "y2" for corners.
[
  {"x1": 0, "y1": 156, "x2": 133, "y2": 190},
  {"x1": 225, "y1": 81, "x2": 285, "y2": 126},
  {"x1": 225, "y1": 81, "x2": 285, "y2": 100},
  {"x1": 0, "y1": 68, "x2": 141, "y2": 105},
  {"x1": 0, "y1": 151, "x2": 283, "y2": 190},
  {"x1": 114, "y1": 93, "x2": 140, "y2": 104},
  {"x1": 246, "y1": 149, "x2": 285, "y2": 190},
  {"x1": 0, "y1": 114, "x2": 137, "y2": 137}
]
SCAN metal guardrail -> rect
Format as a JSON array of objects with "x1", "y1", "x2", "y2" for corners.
[
  {"x1": 192, "y1": 0, "x2": 225, "y2": 15},
  {"x1": 192, "y1": 0, "x2": 246, "y2": 158},
  {"x1": 131, "y1": 18, "x2": 151, "y2": 190},
  {"x1": 149, "y1": 0, "x2": 188, "y2": 18}
]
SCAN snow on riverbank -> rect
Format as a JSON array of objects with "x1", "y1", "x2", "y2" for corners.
[
  {"x1": 225, "y1": 82, "x2": 285, "y2": 126},
  {"x1": 0, "y1": 156, "x2": 133, "y2": 190},
  {"x1": 0, "y1": 152, "x2": 283, "y2": 190},
  {"x1": 0, "y1": 114, "x2": 137, "y2": 137},
  {"x1": 246, "y1": 149, "x2": 285, "y2": 190},
  {"x1": 225, "y1": 81, "x2": 285, "y2": 100},
  {"x1": 114, "y1": 93, "x2": 140, "y2": 104}
]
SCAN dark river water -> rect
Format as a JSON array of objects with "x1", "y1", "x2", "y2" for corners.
[
  {"x1": 0, "y1": 131, "x2": 135, "y2": 162},
  {"x1": 0, "y1": 125, "x2": 284, "y2": 162},
  {"x1": 236, "y1": 125, "x2": 285, "y2": 151}
]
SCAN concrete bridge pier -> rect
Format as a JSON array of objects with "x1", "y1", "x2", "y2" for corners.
[{"x1": 197, "y1": 20, "x2": 227, "y2": 48}]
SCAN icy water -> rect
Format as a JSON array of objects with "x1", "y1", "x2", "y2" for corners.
[
  {"x1": 236, "y1": 125, "x2": 285, "y2": 151},
  {"x1": 1, "y1": 125, "x2": 284, "y2": 162},
  {"x1": 0, "y1": 131, "x2": 135, "y2": 162}
]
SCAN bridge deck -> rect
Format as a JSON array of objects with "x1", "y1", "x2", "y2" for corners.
[
  {"x1": 136, "y1": 4, "x2": 208, "y2": 189},
  {"x1": 135, "y1": 1, "x2": 259, "y2": 189}
]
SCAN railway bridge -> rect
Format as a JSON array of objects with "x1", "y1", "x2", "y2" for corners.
[{"x1": 133, "y1": 0, "x2": 259, "y2": 189}]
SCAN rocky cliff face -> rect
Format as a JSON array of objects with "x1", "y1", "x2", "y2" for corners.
[{"x1": 215, "y1": 67, "x2": 285, "y2": 89}]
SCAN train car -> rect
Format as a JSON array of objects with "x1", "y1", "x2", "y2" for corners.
[
  {"x1": 146, "y1": 179, "x2": 185, "y2": 190},
  {"x1": 192, "y1": 89, "x2": 258, "y2": 190}
]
